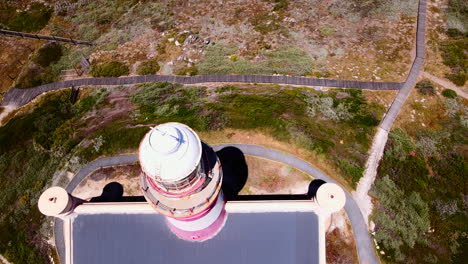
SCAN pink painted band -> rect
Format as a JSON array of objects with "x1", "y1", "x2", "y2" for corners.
[{"x1": 167, "y1": 209, "x2": 228, "y2": 241}]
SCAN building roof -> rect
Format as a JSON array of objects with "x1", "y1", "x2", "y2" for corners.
[{"x1": 64, "y1": 201, "x2": 322, "y2": 264}]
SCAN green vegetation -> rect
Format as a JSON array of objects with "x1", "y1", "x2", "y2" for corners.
[
  {"x1": 137, "y1": 59, "x2": 160, "y2": 75},
  {"x1": 0, "y1": 86, "x2": 145, "y2": 263},
  {"x1": 33, "y1": 43, "x2": 63, "y2": 68},
  {"x1": 90, "y1": 61, "x2": 129, "y2": 77},
  {"x1": 319, "y1": 25, "x2": 336, "y2": 37},
  {"x1": 375, "y1": 95, "x2": 468, "y2": 263},
  {"x1": 130, "y1": 82, "x2": 210, "y2": 130},
  {"x1": 14, "y1": 46, "x2": 90, "y2": 89},
  {"x1": 334, "y1": 159, "x2": 364, "y2": 187},
  {"x1": 174, "y1": 65, "x2": 198, "y2": 76},
  {"x1": 331, "y1": 0, "x2": 418, "y2": 21},
  {"x1": 215, "y1": 85, "x2": 239, "y2": 94},
  {"x1": 130, "y1": 83, "x2": 384, "y2": 186},
  {"x1": 249, "y1": 12, "x2": 285, "y2": 35},
  {"x1": 0, "y1": 2, "x2": 52, "y2": 32},
  {"x1": 271, "y1": 0, "x2": 289, "y2": 12},
  {"x1": 0, "y1": 83, "x2": 387, "y2": 262},
  {"x1": 446, "y1": 0, "x2": 468, "y2": 33},
  {"x1": 415, "y1": 79, "x2": 435, "y2": 96},
  {"x1": 371, "y1": 176, "x2": 430, "y2": 262},
  {"x1": 0, "y1": 91, "x2": 74, "y2": 264},
  {"x1": 198, "y1": 45, "x2": 313, "y2": 76},
  {"x1": 440, "y1": 38, "x2": 467, "y2": 86},
  {"x1": 442, "y1": 89, "x2": 458, "y2": 98}
]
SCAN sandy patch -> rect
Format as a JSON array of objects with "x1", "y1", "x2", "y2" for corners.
[{"x1": 72, "y1": 164, "x2": 141, "y2": 200}]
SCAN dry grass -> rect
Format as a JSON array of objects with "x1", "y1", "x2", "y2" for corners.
[
  {"x1": 0, "y1": 38, "x2": 40, "y2": 93},
  {"x1": 423, "y1": 0, "x2": 455, "y2": 79},
  {"x1": 240, "y1": 155, "x2": 313, "y2": 194},
  {"x1": 326, "y1": 223, "x2": 359, "y2": 263},
  {"x1": 393, "y1": 82, "x2": 449, "y2": 132},
  {"x1": 363, "y1": 90, "x2": 399, "y2": 108},
  {"x1": 198, "y1": 128, "x2": 352, "y2": 190}
]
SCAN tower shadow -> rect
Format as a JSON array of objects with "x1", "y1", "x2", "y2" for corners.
[
  {"x1": 216, "y1": 146, "x2": 249, "y2": 201},
  {"x1": 307, "y1": 179, "x2": 326, "y2": 199},
  {"x1": 90, "y1": 182, "x2": 145, "y2": 202}
]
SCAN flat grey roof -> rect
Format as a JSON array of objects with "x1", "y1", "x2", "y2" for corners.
[{"x1": 72, "y1": 212, "x2": 319, "y2": 264}]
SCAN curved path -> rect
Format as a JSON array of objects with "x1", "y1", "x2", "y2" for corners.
[
  {"x1": 1, "y1": 74, "x2": 402, "y2": 108},
  {"x1": 55, "y1": 144, "x2": 377, "y2": 264},
  {"x1": 354, "y1": 0, "x2": 427, "y2": 227}
]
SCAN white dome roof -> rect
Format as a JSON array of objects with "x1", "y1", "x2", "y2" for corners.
[{"x1": 139, "y1": 123, "x2": 202, "y2": 182}]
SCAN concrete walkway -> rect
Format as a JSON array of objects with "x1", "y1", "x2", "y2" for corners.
[{"x1": 56, "y1": 144, "x2": 378, "y2": 264}]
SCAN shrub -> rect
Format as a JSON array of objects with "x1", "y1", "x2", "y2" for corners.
[
  {"x1": 174, "y1": 66, "x2": 198, "y2": 76},
  {"x1": 415, "y1": 79, "x2": 435, "y2": 95},
  {"x1": 74, "y1": 88, "x2": 109, "y2": 113},
  {"x1": 215, "y1": 85, "x2": 239, "y2": 94},
  {"x1": 137, "y1": 59, "x2": 160, "y2": 75},
  {"x1": 335, "y1": 159, "x2": 364, "y2": 187},
  {"x1": 416, "y1": 136, "x2": 439, "y2": 157},
  {"x1": 442, "y1": 89, "x2": 458, "y2": 98},
  {"x1": 447, "y1": 28, "x2": 464, "y2": 38},
  {"x1": 440, "y1": 39, "x2": 467, "y2": 86},
  {"x1": 0, "y1": 2, "x2": 52, "y2": 32},
  {"x1": 90, "y1": 61, "x2": 129, "y2": 77},
  {"x1": 385, "y1": 129, "x2": 415, "y2": 160},
  {"x1": 319, "y1": 25, "x2": 336, "y2": 37},
  {"x1": 198, "y1": 45, "x2": 313, "y2": 76},
  {"x1": 33, "y1": 43, "x2": 63, "y2": 67},
  {"x1": 372, "y1": 176, "x2": 430, "y2": 262},
  {"x1": 447, "y1": 72, "x2": 467, "y2": 86},
  {"x1": 446, "y1": 0, "x2": 468, "y2": 33},
  {"x1": 272, "y1": 0, "x2": 289, "y2": 11}
]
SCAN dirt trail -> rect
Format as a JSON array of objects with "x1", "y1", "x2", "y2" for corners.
[
  {"x1": 0, "y1": 105, "x2": 15, "y2": 126},
  {"x1": 0, "y1": 254, "x2": 13, "y2": 264},
  {"x1": 422, "y1": 72, "x2": 468, "y2": 100},
  {"x1": 353, "y1": 128, "x2": 388, "y2": 227}
]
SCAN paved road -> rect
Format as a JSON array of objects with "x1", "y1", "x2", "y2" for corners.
[{"x1": 56, "y1": 144, "x2": 377, "y2": 264}]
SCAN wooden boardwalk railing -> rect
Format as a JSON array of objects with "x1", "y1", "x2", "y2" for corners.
[
  {"x1": 0, "y1": 29, "x2": 94, "y2": 46},
  {"x1": 380, "y1": 0, "x2": 426, "y2": 132},
  {"x1": 0, "y1": 74, "x2": 402, "y2": 108}
]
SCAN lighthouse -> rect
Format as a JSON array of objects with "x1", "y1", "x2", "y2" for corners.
[{"x1": 138, "y1": 122, "x2": 227, "y2": 241}]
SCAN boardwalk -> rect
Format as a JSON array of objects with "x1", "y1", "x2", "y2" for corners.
[
  {"x1": 354, "y1": 0, "x2": 427, "y2": 234},
  {"x1": 1, "y1": 75, "x2": 402, "y2": 108},
  {"x1": 0, "y1": 29, "x2": 93, "y2": 46}
]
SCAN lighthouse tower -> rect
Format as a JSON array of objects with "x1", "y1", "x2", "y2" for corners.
[{"x1": 139, "y1": 122, "x2": 227, "y2": 241}]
